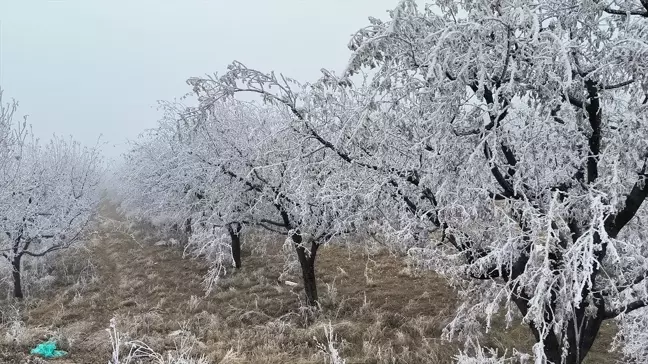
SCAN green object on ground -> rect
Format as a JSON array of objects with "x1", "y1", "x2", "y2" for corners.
[{"x1": 30, "y1": 341, "x2": 68, "y2": 359}]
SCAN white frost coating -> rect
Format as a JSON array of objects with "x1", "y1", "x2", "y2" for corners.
[
  {"x1": 119, "y1": 0, "x2": 648, "y2": 362},
  {"x1": 0, "y1": 91, "x2": 103, "y2": 297}
]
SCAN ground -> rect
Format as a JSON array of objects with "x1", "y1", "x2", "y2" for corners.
[{"x1": 0, "y1": 209, "x2": 620, "y2": 363}]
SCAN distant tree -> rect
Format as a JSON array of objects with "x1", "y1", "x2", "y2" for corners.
[
  {"x1": 114, "y1": 101, "x2": 253, "y2": 293},
  {"x1": 116, "y1": 102, "x2": 206, "y2": 237},
  {"x1": 0, "y1": 115, "x2": 102, "y2": 298}
]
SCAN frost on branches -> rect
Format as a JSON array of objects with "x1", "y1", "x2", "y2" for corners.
[
  {"x1": 0, "y1": 93, "x2": 102, "y2": 298},
  {"x1": 118, "y1": 100, "x2": 218, "y2": 229},
  {"x1": 341, "y1": 1, "x2": 648, "y2": 363},
  {"x1": 114, "y1": 100, "x2": 261, "y2": 291},
  {"x1": 187, "y1": 0, "x2": 648, "y2": 362},
  {"x1": 117, "y1": 96, "x2": 367, "y2": 305}
]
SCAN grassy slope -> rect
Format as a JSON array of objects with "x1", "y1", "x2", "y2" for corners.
[{"x1": 0, "y1": 213, "x2": 619, "y2": 363}]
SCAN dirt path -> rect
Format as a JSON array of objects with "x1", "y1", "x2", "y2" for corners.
[{"x1": 11, "y1": 212, "x2": 211, "y2": 363}]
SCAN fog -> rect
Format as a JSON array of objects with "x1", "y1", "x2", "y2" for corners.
[{"x1": 0, "y1": 0, "x2": 403, "y2": 157}]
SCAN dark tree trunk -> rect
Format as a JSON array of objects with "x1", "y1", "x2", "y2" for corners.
[
  {"x1": 291, "y1": 232, "x2": 319, "y2": 306},
  {"x1": 227, "y1": 222, "x2": 242, "y2": 269},
  {"x1": 545, "y1": 309, "x2": 604, "y2": 364},
  {"x1": 541, "y1": 321, "x2": 603, "y2": 364},
  {"x1": 274, "y1": 203, "x2": 320, "y2": 306},
  {"x1": 515, "y1": 296, "x2": 605, "y2": 364},
  {"x1": 184, "y1": 217, "x2": 192, "y2": 235},
  {"x1": 12, "y1": 255, "x2": 23, "y2": 299},
  {"x1": 181, "y1": 217, "x2": 192, "y2": 245}
]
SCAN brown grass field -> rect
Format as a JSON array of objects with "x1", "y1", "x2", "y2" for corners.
[{"x1": 0, "y1": 209, "x2": 620, "y2": 363}]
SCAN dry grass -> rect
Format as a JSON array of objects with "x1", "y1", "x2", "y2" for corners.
[{"x1": 0, "y1": 208, "x2": 621, "y2": 363}]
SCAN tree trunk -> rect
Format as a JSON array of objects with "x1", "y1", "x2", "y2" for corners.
[
  {"x1": 274, "y1": 204, "x2": 319, "y2": 306},
  {"x1": 542, "y1": 332, "x2": 568, "y2": 364},
  {"x1": 292, "y1": 232, "x2": 319, "y2": 306},
  {"x1": 227, "y1": 223, "x2": 242, "y2": 269},
  {"x1": 184, "y1": 217, "x2": 192, "y2": 235},
  {"x1": 531, "y1": 306, "x2": 604, "y2": 364},
  {"x1": 182, "y1": 217, "x2": 192, "y2": 245},
  {"x1": 12, "y1": 255, "x2": 23, "y2": 299},
  {"x1": 299, "y1": 252, "x2": 318, "y2": 306},
  {"x1": 513, "y1": 293, "x2": 605, "y2": 364}
]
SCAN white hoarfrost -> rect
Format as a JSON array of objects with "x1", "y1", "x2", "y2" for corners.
[
  {"x1": 0, "y1": 91, "x2": 103, "y2": 298},
  {"x1": 185, "y1": 0, "x2": 648, "y2": 362},
  {"x1": 118, "y1": 0, "x2": 648, "y2": 362}
]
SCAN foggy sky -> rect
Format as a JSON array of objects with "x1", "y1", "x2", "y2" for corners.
[{"x1": 0, "y1": 0, "x2": 403, "y2": 157}]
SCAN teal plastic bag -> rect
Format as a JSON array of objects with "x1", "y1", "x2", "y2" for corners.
[{"x1": 30, "y1": 341, "x2": 67, "y2": 359}]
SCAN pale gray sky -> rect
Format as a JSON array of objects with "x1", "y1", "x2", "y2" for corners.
[{"x1": 0, "y1": 0, "x2": 402, "y2": 157}]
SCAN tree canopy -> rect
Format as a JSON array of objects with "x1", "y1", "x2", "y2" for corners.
[{"x1": 117, "y1": 1, "x2": 648, "y2": 362}]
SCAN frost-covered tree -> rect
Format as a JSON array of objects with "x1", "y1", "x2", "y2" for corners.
[
  {"x1": 117, "y1": 96, "x2": 360, "y2": 305},
  {"x1": 182, "y1": 97, "x2": 365, "y2": 305},
  {"x1": 187, "y1": 0, "x2": 648, "y2": 361},
  {"x1": 338, "y1": 1, "x2": 648, "y2": 362},
  {"x1": 0, "y1": 101, "x2": 102, "y2": 298},
  {"x1": 181, "y1": 100, "x2": 283, "y2": 281},
  {"x1": 114, "y1": 100, "x2": 262, "y2": 291},
  {"x1": 116, "y1": 101, "x2": 207, "y2": 239}
]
